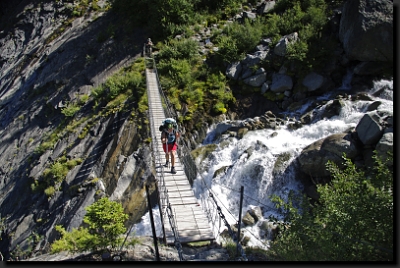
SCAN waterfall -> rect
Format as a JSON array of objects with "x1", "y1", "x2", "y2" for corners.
[{"x1": 338, "y1": 67, "x2": 353, "y2": 90}]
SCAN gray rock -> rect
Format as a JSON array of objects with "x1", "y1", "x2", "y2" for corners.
[
  {"x1": 339, "y1": 0, "x2": 393, "y2": 62},
  {"x1": 261, "y1": 82, "x2": 269, "y2": 94},
  {"x1": 242, "y1": 211, "x2": 256, "y2": 226},
  {"x1": 248, "y1": 206, "x2": 263, "y2": 222},
  {"x1": 243, "y1": 68, "x2": 267, "y2": 87},
  {"x1": 270, "y1": 73, "x2": 293, "y2": 92},
  {"x1": 298, "y1": 132, "x2": 360, "y2": 177},
  {"x1": 274, "y1": 32, "x2": 298, "y2": 56},
  {"x1": 226, "y1": 62, "x2": 242, "y2": 80},
  {"x1": 375, "y1": 132, "x2": 393, "y2": 161},
  {"x1": 258, "y1": 0, "x2": 276, "y2": 14},
  {"x1": 302, "y1": 72, "x2": 324, "y2": 91},
  {"x1": 355, "y1": 112, "x2": 384, "y2": 145}
]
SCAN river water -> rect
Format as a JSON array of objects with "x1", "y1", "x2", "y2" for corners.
[{"x1": 131, "y1": 79, "x2": 393, "y2": 251}]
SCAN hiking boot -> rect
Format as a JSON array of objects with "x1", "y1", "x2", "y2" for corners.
[
  {"x1": 171, "y1": 166, "x2": 176, "y2": 174},
  {"x1": 163, "y1": 161, "x2": 169, "y2": 167}
]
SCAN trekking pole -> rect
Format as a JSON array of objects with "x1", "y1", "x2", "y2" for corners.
[{"x1": 166, "y1": 133, "x2": 169, "y2": 169}]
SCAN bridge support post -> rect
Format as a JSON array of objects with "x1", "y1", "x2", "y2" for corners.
[
  {"x1": 237, "y1": 186, "x2": 244, "y2": 257},
  {"x1": 146, "y1": 184, "x2": 160, "y2": 261},
  {"x1": 156, "y1": 183, "x2": 167, "y2": 244}
]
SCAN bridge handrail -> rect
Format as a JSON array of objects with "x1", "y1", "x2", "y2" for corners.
[
  {"x1": 149, "y1": 58, "x2": 198, "y2": 185},
  {"x1": 145, "y1": 57, "x2": 185, "y2": 261},
  {"x1": 146, "y1": 55, "x2": 247, "y2": 261}
]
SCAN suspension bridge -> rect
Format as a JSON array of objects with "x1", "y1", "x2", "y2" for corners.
[{"x1": 145, "y1": 60, "x2": 215, "y2": 246}]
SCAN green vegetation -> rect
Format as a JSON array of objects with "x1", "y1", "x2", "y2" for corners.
[
  {"x1": 32, "y1": 155, "x2": 85, "y2": 197},
  {"x1": 51, "y1": 197, "x2": 136, "y2": 254},
  {"x1": 267, "y1": 152, "x2": 393, "y2": 261},
  {"x1": 61, "y1": 103, "x2": 81, "y2": 117},
  {"x1": 109, "y1": 0, "x2": 343, "y2": 126},
  {"x1": 223, "y1": 237, "x2": 239, "y2": 260}
]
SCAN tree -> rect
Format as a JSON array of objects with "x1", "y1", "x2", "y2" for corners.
[
  {"x1": 51, "y1": 197, "x2": 130, "y2": 254},
  {"x1": 84, "y1": 197, "x2": 128, "y2": 250},
  {"x1": 267, "y1": 152, "x2": 393, "y2": 261}
]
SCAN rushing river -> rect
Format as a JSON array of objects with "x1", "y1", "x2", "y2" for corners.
[{"x1": 131, "y1": 79, "x2": 393, "y2": 250}]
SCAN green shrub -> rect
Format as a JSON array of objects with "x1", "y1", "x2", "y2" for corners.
[
  {"x1": 223, "y1": 19, "x2": 263, "y2": 55},
  {"x1": 51, "y1": 225, "x2": 99, "y2": 253},
  {"x1": 214, "y1": 35, "x2": 240, "y2": 67},
  {"x1": 61, "y1": 104, "x2": 81, "y2": 117},
  {"x1": 213, "y1": 102, "x2": 227, "y2": 114},
  {"x1": 158, "y1": 58, "x2": 193, "y2": 88},
  {"x1": 78, "y1": 94, "x2": 89, "y2": 105},
  {"x1": 157, "y1": 38, "x2": 199, "y2": 61},
  {"x1": 83, "y1": 197, "x2": 129, "y2": 251},
  {"x1": 286, "y1": 40, "x2": 308, "y2": 62},
  {"x1": 277, "y1": 2, "x2": 304, "y2": 34},
  {"x1": 51, "y1": 197, "x2": 130, "y2": 253},
  {"x1": 223, "y1": 237, "x2": 237, "y2": 260},
  {"x1": 43, "y1": 157, "x2": 83, "y2": 186},
  {"x1": 44, "y1": 186, "x2": 56, "y2": 197},
  {"x1": 267, "y1": 152, "x2": 393, "y2": 261},
  {"x1": 48, "y1": 162, "x2": 69, "y2": 183}
]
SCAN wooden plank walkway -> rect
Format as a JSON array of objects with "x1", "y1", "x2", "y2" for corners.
[{"x1": 145, "y1": 67, "x2": 214, "y2": 245}]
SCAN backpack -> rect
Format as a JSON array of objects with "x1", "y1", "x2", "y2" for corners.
[
  {"x1": 159, "y1": 118, "x2": 178, "y2": 143},
  {"x1": 159, "y1": 118, "x2": 178, "y2": 132}
]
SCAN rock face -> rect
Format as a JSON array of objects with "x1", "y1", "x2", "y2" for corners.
[
  {"x1": 0, "y1": 0, "x2": 151, "y2": 260},
  {"x1": 339, "y1": 0, "x2": 393, "y2": 62}
]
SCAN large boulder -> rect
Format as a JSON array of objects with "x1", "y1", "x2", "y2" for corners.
[
  {"x1": 298, "y1": 131, "x2": 361, "y2": 177},
  {"x1": 355, "y1": 111, "x2": 384, "y2": 145},
  {"x1": 270, "y1": 73, "x2": 293, "y2": 93},
  {"x1": 243, "y1": 68, "x2": 267, "y2": 87},
  {"x1": 257, "y1": 0, "x2": 276, "y2": 14},
  {"x1": 339, "y1": 0, "x2": 393, "y2": 62},
  {"x1": 302, "y1": 72, "x2": 324, "y2": 92}
]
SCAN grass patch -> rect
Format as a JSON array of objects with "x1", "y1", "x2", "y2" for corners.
[{"x1": 186, "y1": 240, "x2": 212, "y2": 247}]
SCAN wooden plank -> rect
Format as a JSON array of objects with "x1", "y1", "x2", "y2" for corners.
[
  {"x1": 164, "y1": 180, "x2": 191, "y2": 187},
  {"x1": 167, "y1": 191, "x2": 196, "y2": 198},
  {"x1": 164, "y1": 226, "x2": 215, "y2": 237},
  {"x1": 158, "y1": 184, "x2": 192, "y2": 192},
  {"x1": 168, "y1": 196, "x2": 199, "y2": 204}
]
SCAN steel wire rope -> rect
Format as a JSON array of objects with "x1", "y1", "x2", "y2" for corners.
[
  {"x1": 211, "y1": 180, "x2": 283, "y2": 215},
  {"x1": 179, "y1": 159, "x2": 247, "y2": 259},
  {"x1": 201, "y1": 185, "x2": 271, "y2": 254},
  {"x1": 195, "y1": 170, "x2": 244, "y2": 224}
]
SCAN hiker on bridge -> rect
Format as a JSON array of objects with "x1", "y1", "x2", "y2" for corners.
[
  {"x1": 144, "y1": 37, "x2": 153, "y2": 57},
  {"x1": 160, "y1": 118, "x2": 180, "y2": 174}
]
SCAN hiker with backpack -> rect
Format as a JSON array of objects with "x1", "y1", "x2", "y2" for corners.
[
  {"x1": 160, "y1": 118, "x2": 180, "y2": 174},
  {"x1": 144, "y1": 37, "x2": 153, "y2": 57}
]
